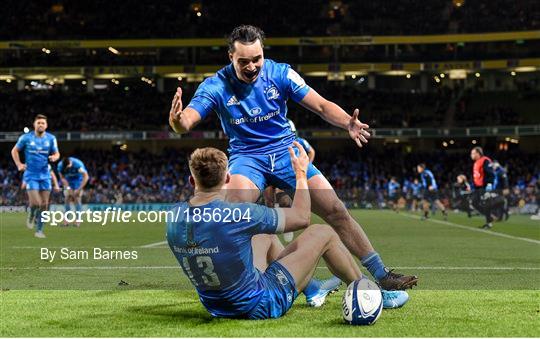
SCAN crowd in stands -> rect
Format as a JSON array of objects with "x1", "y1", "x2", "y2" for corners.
[
  {"x1": 2, "y1": 0, "x2": 539, "y2": 40},
  {"x1": 1, "y1": 147, "x2": 538, "y2": 214},
  {"x1": 2, "y1": 85, "x2": 538, "y2": 132}
]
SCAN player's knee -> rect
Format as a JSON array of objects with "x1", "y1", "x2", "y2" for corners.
[
  {"x1": 307, "y1": 223, "x2": 339, "y2": 244},
  {"x1": 252, "y1": 234, "x2": 274, "y2": 248},
  {"x1": 322, "y1": 199, "x2": 350, "y2": 226}
]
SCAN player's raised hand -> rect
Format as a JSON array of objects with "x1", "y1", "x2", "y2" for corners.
[
  {"x1": 288, "y1": 141, "x2": 309, "y2": 177},
  {"x1": 348, "y1": 109, "x2": 371, "y2": 148},
  {"x1": 169, "y1": 87, "x2": 184, "y2": 131}
]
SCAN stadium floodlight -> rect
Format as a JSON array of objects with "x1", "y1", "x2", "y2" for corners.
[{"x1": 108, "y1": 46, "x2": 121, "y2": 55}]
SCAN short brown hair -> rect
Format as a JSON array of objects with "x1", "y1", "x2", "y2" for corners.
[
  {"x1": 34, "y1": 114, "x2": 47, "y2": 121},
  {"x1": 472, "y1": 146, "x2": 484, "y2": 156},
  {"x1": 188, "y1": 147, "x2": 228, "y2": 190}
]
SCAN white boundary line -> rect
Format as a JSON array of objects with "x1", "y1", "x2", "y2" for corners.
[
  {"x1": 401, "y1": 212, "x2": 540, "y2": 245},
  {"x1": 1, "y1": 266, "x2": 539, "y2": 271}
]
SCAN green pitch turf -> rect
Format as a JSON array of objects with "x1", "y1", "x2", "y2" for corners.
[{"x1": 1, "y1": 210, "x2": 539, "y2": 337}]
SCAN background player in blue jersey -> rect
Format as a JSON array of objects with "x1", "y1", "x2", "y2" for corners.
[
  {"x1": 167, "y1": 145, "x2": 408, "y2": 319},
  {"x1": 169, "y1": 25, "x2": 417, "y2": 291},
  {"x1": 11, "y1": 114, "x2": 60, "y2": 238},
  {"x1": 58, "y1": 156, "x2": 89, "y2": 226},
  {"x1": 416, "y1": 163, "x2": 448, "y2": 220},
  {"x1": 492, "y1": 160, "x2": 510, "y2": 221},
  {"x1": 410, "y1": 178, "x2": 422, "y2": 212},
  {"x1": 387, "y1": 177, "x2": 401, "y2": 213}
]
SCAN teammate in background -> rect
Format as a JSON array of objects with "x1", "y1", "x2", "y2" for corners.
[
  {"x1": 492, "y1": 160, "x2": 510, "y2": 221},
  {"x1": 167, "y1": 145, "x2": 408, "y2": 320},
  {"x1": 410, "y1": 178, "x2": 422, "y2": 212},
  {"x1": 22, "y1": 164, "x2": 61, "y2": 228},
  {"x1": 169, "y1": 25, "x2": 418, "y2": 291},
  {"x1": 454, "y1": 174, "x2": 473, "y2": 217},
  {"x1": 11, "y1": 114, "x2": 60, "y2": 238},
  {"x1": 57, "y1": 156, "x2": 89, "y2": 227},
  {"x1": 387, "y1": 177, "x2": 401, "y2": 213},
  {"x1": 416, "y1": 163, "x2": 448, "y2": 220},
  {"x1": 470, "y1": 147, "x2": 497, "y2": 229},
  {"x1": 289, "y1": 119, "x2": 315, "y2": 162}
]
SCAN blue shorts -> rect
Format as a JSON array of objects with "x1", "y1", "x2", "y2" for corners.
[
  {"x1": 247, "y1": 261, "x2": 298, "y2": 320},
  {"x1": 24, "y1": 178, "x2": 52, "y2": 191},
  {"x1": 229, "y1": 147, "x2": 322, "y2": 192},
  {"x1": 66, "y1": 180, "x2": 82, "y2": 189}
]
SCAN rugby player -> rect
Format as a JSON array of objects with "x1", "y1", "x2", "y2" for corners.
[
  {"x1": 169, "y1": 25, "x2": 417, "y2": 291},
  {"x1": 58, "y1": 156, "x2": 89, "y2": 226},
  {"x1": 11, "y1": 114, "x2": 60, "y2": 238},
  {"x1": 167, "y1": 145, "x2": 408, "y2": 319},
  {"x1": 416, "y1": 163, "x2": 448, "y2": 220}
]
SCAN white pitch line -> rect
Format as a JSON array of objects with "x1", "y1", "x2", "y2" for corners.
[
  {"x1": 401, "y1": 212, "x2": 540, "y2": 245},
  {"x1": 139, "y1": 240, "x2": 167, "y2": 248},
  {"x1": 1, "y1": 266, "x2": 539, "y2": 271}
]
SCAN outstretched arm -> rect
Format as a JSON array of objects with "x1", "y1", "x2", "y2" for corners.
[
  {"x1": 299, "y1": 89, "x2": 371, "y2": 148},
  {"x1": 169, "y1": 87, "x2": 203, "y2": 134}
]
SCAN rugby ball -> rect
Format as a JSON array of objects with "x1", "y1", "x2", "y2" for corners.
[{"x1": 342, "y1": 278, "x2": 383, "y2": 325}]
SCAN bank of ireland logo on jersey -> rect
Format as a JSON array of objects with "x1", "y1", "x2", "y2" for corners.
[
  {"x1": 248, "y1": 107, "x2": 262, "y2": 117},
  {"x1": 264, "y1": 85, "x2": 280, "y2": 100},
  {"x1": 226, "y1": 95, "x2": 240, "y2": 106}
]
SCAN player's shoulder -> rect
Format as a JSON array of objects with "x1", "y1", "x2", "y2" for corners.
[
  {"x1": 73, "y1": 157, "x2": 85, "y2": 167},
  {"x1": 45, "y1": 132, "x2": 57, "y2": 140},
  {"x1": 196, "y1": 72, "x2": 228, "y2": 94},
  {"x1": 264, "y1": 59, "x2": 292, "y2": 76},
  {"x1": 18, "y1": 132, "x2": 31, "y2": 141}
]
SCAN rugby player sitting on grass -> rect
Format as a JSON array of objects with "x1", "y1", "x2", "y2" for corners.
[{"x1": 166, "y1": 143, "x2": 408, "y2": 319}]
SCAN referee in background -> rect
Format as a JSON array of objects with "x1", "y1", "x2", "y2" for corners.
[{"x1": 470, "y1": 147, "x2": 497, "y2": 229}]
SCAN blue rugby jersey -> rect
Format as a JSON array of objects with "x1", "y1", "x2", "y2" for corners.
[
  {"x1": 420, "y1": 169, "x2": 438, "y2": 191},
  {"x1": 167, "y1": 199, "x2": 285, "y2": 317},
  {"x1": 187, "y1": 59, "x2": 311, "y2": 155},
  {"x1": 15, "y1": 132, "x2": 58, "y2": 181},
  {"x1": 57, "y1": 157, "x2": 87, "y2": 185}
]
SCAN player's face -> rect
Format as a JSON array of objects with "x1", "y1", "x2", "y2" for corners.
[
  {"x1": 229, "y1": 40, "x2": 264, "y2": 84},
  {"x1": 33, "y1": 119, "x2": 47, "y2": 134},
  {"x1": 470, "y1": 150, "x2": 479, "y2": 160},
  {"x1": 416, "y1": 165, "x2": 423, "y2": 173}
]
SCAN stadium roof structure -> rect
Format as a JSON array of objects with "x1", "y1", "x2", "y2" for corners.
[
  {"x1": 1, "y1": 30, "x2": 539, "y2": 49},
  {"x1": 0, "y1": 58, "x2": 538, "y2": 81}
]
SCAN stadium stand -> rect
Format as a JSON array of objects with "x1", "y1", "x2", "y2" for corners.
[{"x1": 1, "y1": 0, "x2": 539, "y2": 39}]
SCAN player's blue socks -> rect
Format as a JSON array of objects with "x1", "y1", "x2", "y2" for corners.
[
  {"x1": 75, "y1": 202, "x2": 82, "y2": 212},
  {"x1": 65, "y1": 202, "x2": 71, "y2": 212},
  {"x1": 29, "y1": 206, "x2": 37, "y2": 221},
  {"x1": 361, "y1": 252, "x2": 387, "y2": 281},
  {"x1": 303, "y1": 278, "x2": 321, "y2": 297},
  {"x1": 35, "y1": 208, "x2": 44, "y2": 232}
]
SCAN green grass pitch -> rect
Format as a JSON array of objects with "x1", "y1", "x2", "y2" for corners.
[{"x1": 1, "y1": 210, "x2": 539, "y2": 337}]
